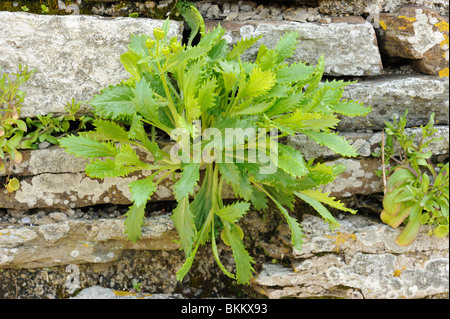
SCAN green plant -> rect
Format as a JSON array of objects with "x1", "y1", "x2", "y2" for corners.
[
  {"x1": 21, "y1": 98, "x2": 92, "y2": 149},
  {"x1": 1, "y1": 65, "x2": 92, "y2": 192},
  {"x1": 374, "y1": 110, "x2": 449, "y2": 245},
  {"x1": 0, "y1": 64, "x2": 36, "y2": 178},
  {"x1": 60, "y1": 8, "x2": 370, "y2": 284},
  {"x1": 41, "y1": 4, "x2": 49, "y2": 14}
]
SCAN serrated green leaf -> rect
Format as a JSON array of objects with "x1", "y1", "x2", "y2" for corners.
[
  {"x1": 265, "y1": 93, "x2": 304, "y2": 117},
  {"x1": 332, "y1": 100, "x2": 371, "y2": 117},
  {"x1": 274, "y1": 31, "x2": 299, "y2": 64},
  {"x1": 173, "y1": 163, "x2": 200, "y2": 202},
  {"x1": 132, "y1": 78, "x2": 160, "y2": 124},
  {"x1": 216, "y1": 202, "x2": 250, "y2": 223},
  {"x1": 129, "y1": 176, "x2": 157, "y2": 207},
  {"x1": 295, "y1": 191, "x2": 340, "y2": 230},
  {"x1": 256, "y1": 44, "x2": 278, "y2": 71},
  {"x1": 164, "y1": 44, "x2": 210, "y2": 72},
  {"x1": 305, "y1": 55, "x2": 325, "y2": 94},
  {"x1": 224, "y1": 224, "x2": 255, "y2": 284},
  {"x1": 302, "y1": 130, "x2": 358, "y2": 157},
  {"x1": 298, "y1": 189, "x2": 357, "y2": 214},
  {"x1": 233, "y1": 100, "x2": 274, "y2": 116},
  {"x1": 198, "y1": 77, "x2": 217, "y2": 111},
  {"x1": 59, "y1": 134, "x2": 118, "y2": 159},
  {"x1": 129, "y1": 114, "x2": 161, "y2": 160},
  {"x1": 120, "y1": 51, "x2": 141, "y2": 81},
  {"x1": 258, "y1": 185, "x2": 303, "y2": 250},
  {"x1": 276, "y1": 62, "x2": 315, "y2": 84},
  {"x1": 248, "y1": 186, "x2": 269, "y2": 210},
  {"x1": 275, "y1": 110, "x2": 339, "y2": 132},
  {"x1": 85, "y1": 159, "x2": 137, "y2": 178},
  {"x1": 91, "y1": 84, "x2": 136, "y2": 120},
  {"x1": 172, "y1": 196, "x2": 197, "y2": 257},
  {"x1": 236, "y1": 67, "x2": 276, "y2": 101},
  {"x1": 92, "y1": 119, "x2": 130, "y2": 143},
  {"x1": 128, "y1": 34, "x2": 150, "y2": 57},
  {"x1": 227, "y1": 35, "x2": 262, "y2": 61},
  {"x1": 115, "y1": 144, "x2": 153, "y2": 170},
  {"x1": 277, "y1": 144, "x2": 308, "y2": 178},
  {"x1": 179, "y1": 5, "x2": 205, "y2": 46},
  {"x1": 124, "y1": 203, "x2": 146, "y2": 242}
]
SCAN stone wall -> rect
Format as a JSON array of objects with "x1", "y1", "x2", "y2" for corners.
[{"x1": 0, "y1": 0, "x2": 448, "y2": 299}]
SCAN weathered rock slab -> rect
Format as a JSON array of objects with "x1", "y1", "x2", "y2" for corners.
[
  {"x1": 252, "y1": 214, "x2": 449, "y2": 299},
  {"x1": 287, "y1": 125, "x2": 449, "y2": 160},
  {"x1": 339, "y1": 75, "x2": 449, "y2": 131},
  {"x1": 318, "y1": 0, "x2": 449, "y2": 17},
  {"x1": 0, "y1": 214, "x2": 178, "y2": 268},
  {"x1": 0, "y1": 12, "x2": 183, "y2": 118},
  {"x1": 207, "y1": 17, "x2": 383, "y2": 76},
  {"x1": 378, "y1": 6, "x2": 449, "y2": 76},
  {"x1": 71, "y1": 285, "x2": 184, "y2": 299}
]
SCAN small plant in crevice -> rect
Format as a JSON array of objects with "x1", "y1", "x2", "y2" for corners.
[
  {"x1": 60, "y1": 7, "x2": 371, "y2": 284},
  {"x1": 0, "y1": 64, "x2": 35, "y2": 191},
  {"x1": 1, "y1": 65, "x2": 92, "y2": 192},
  {"x1": 374, "y1": 109, "x2": 449, "y2": 245}
]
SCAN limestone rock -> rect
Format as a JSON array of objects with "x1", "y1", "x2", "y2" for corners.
[
  {"x1": 318, "y1": 0, "x2": 449, "y2": 17},
  {"x1": 339, "y1": 75, "x2": 449, "y2": 131},
  {"x1": 207, "y1": 17, "x2": 383, "y2": 76},
  {"x1": 287, "y1": 126, "x2": 449, "y2": 160},
  {"x1": 0, "y1": 214, "x2": 178, "y2": 268},
  {"x1": 71, "y1": 285, "x2": 184, "y2": 299},
  {"x1": 252, "y1": 214, "x2": 449, "y2": 299},
  {"x1": 378, "y1": 6, "x2": 449, "y2": 76},
  {"x1": 0, "y1": 12, "x2": 183, "y2": 118}
]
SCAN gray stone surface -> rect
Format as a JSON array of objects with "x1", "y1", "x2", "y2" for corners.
[
  {"x1": 339, "y1": 75, "x2": 449, "y2": 131},
  {"x1": 252, "y1": 214, "x2": 449, "y2": 299},
  {"x1": 0, "y1": 214, "x2": 178, "y2": 268},
  {"x1": 377, "y1": 6, "x2": 449, "y2": 76},
  {"x1": 0, "y1": 12, "x2": 183, "y2": 118},
  {"x1": 287, "y1": 126, "x2": 449, "y2": 160},
  {"x1": 207, "y1": 17, "x2": 383, "y2": 76},
  {"x1": 71, "y1": 285, "x2": 184, "y2": 299},
  {"x1": 2, "y1": 122, "x2": 448, "y2": 208},
  {"x1": 318, "y1": 0, "x2": 449, "y2": 17}
]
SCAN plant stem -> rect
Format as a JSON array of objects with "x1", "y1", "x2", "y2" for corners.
[
  {"x1": 156, "y1": 60, "x2": 180, "y2": 128},
  {"x1": 382, "y1": 129, "x2": 387, "y2": 194}
]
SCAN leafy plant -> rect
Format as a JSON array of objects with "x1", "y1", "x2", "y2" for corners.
[
  {"x1": 374, "y1": 110, "x2": 449, "y2": 245},
  {"x1": 41, "y1": 4, "x2": 50, "y2": 14},
  {"x1": 60, "y1": 8, "x2": 370, "y2": 284},
  {"x1": 21, "y1": 98, "x2": 92, "y2": 149},
  {"x1": 0, "y1": 64, "x2": 36, "y2": 179},
  {"x1": 1, "y1": 65, "x2": 92, "y2": 192}
]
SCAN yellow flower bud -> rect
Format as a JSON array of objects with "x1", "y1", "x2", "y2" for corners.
[
  {"x1": 161, "y1": 45, "x2": 171, "y2": 56},
  {"x1": 146, "y1": 38, "x2": 156, "y2": 49},
  {"x1": 153, "y1": 28, "x2": 165, "y2": 41}
]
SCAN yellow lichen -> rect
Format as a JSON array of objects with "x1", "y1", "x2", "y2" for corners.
[
  {"x1": 435, "y1": 20, "x2": 449, "y2": 32},
  {"x1": 439, "y1": 68, "x2": 449, "y2": 78},
  {"x1": 379, "y1": 20, "x2": 387, "y2": 31},
  {"x1": 326, "y1": 232, "x2": 357, "y2": 252},
  {"x1": 398, "y1": 16, "x2": 416, "y2": 22},
  {"x1": 441, "y1": 34, "x2": 449, "y2": 48},
  {"x1": 393, "y1": 269, "x2": 402, "y2": 277},
  {"x1": 113, "y1": 290, "x2": 136, "y2": 297},
  {"x1": 393, "y1": 267, "x2": 405, "y2": 277}
]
